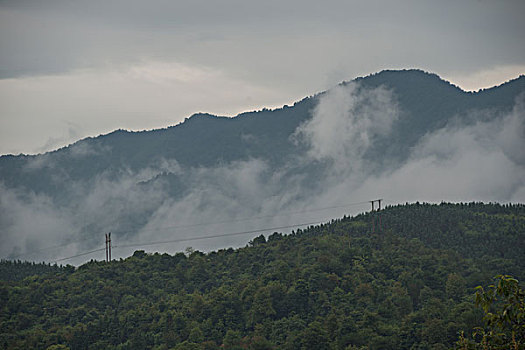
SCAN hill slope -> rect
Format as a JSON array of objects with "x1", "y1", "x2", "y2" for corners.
[
  {"x1": 1, "y1": 203, "x2": 524, "y2": 349},
  {"x1": 0, "y1": 69, "x2": 524, "y2": 263}
]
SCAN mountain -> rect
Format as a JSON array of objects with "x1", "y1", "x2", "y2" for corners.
[
  {"x1": 0, "y1": 69, "x2": 524, "y2": 263},
  {"x1": 1, "y1": 203, "x2": 524, "y2": 349},
  {"x1": 2, "y1": 70, "x2": 523, "y2": 187}
]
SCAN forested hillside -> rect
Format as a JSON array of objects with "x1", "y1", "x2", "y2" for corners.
[{"x1": 1, "y1": 203, "x2": 524, "y2": 349}]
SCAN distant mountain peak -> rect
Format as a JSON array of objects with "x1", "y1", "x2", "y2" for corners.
[{"x1": 350, "y1": 68, "x2": 464, "y2": 93}]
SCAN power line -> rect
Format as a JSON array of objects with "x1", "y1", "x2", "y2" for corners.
[
  {"x1": 10, "y1": 200, "x2": 371, "y2": 259},
  {"x1": 14, "y1": 199, "x2": 380, "y2": 263},
  {"x1": 50, "y1": 219, "x2": 332, "y2": 263},
  {"x1": 112, "y1": 200, "x2": 371, "y2": 235},
  {"x1": 114, "y1": 220, "x2": 327, "y2": 250},
  {"x1": 53, "y1": 247, "x2": 106, "y2": 263}
]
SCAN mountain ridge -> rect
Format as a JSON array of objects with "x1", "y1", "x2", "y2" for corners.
[
  {"x1": 1, "y1": 68, "x2": 524, "y2": 263},
  {"x1": 2, "y1": 69, "x2": 524, "y2": 159},
  {"x1": 1, "y1": 69, "x2": 524, "y2": 180}
]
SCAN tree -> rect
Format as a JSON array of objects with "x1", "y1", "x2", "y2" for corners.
[
  {"x1": 250, "y1": 234, "x2": 266, "y2": 246},
  {"x1": 299, "y1": 321, "x2": 330, "y2": 350},
  {"x1": 457, "y1": 275, "x2": 525, "y2": 349},
  {"x1": 446, "y1": 273, "x2": 466, "y2": 301},
  {"x1": 223, "y1": 330, "x2": 242, "y2": 349}
]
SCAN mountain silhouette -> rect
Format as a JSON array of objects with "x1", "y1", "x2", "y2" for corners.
[{"x1": 1, "y1": 69, "x2": 524, "y2": 262}]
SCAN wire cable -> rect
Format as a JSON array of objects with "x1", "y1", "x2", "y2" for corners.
[
  {"x1": 113, "y1": 219, "x2": 327, "y2": 250},
  {"x1": 112, "y1": 200, "x2": 371, "y2": 235},
  {"x1": 52, "y1": 247, "x2": 106, "y2": 263},
  {"x1": 10, "y1": 200, "x2": 371, "y2": 259},
  {"x1": 48, "y1": 219, "x2": 332, "y2": 263}
]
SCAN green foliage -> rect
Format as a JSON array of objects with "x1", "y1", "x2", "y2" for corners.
[
  {"x1": 457, "y1": 275, "x2": 525, "y2": 349},
  {"x1": 1, "y1": 203, "x2": 523, "y2": 349},
  {"x1": 446, "y1": 273, "x2": 467, "y2": 301},
  {"x1": 0, "y1": 260, "x2": 72, "y2": 282}
]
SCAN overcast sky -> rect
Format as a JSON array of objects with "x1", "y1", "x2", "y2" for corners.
[{"x1": 1, "y1": 0, "x2": 524, "y2": 155}]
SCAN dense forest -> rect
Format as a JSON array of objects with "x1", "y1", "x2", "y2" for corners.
[{"x1": 1, "y1": 202, "x2": 524, "y2": 349}]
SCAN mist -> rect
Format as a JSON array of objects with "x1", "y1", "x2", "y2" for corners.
[{"x1": 1, "y1": 82, "x2": 524, "y2": 265}]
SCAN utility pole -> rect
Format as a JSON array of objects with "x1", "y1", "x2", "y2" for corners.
[
  {"x1": 105, "y1": 233, "x2": 112, "y2": 262},
  {"x1": 370, "y1": 199, "x2": 382, "y2": 212},
  {"x1": 370, "y1": 199, "x2": 382, "y2": 211},
  {"x1": 370, "y1": 199, "x2": 383, "y2": 233},
  {"x1": 370, "y1": 201, "x2": 375, "y2": 232},
  {"x1": 377, "y1": 199, "x2": 382, "y2": 231}
]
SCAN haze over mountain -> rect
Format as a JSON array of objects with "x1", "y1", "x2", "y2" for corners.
[{"x1": 1, "y1": 69, "x2": 524, "y2": 264}]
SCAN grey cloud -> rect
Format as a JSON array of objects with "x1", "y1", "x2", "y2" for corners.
[
  {"x1": 354, "y1": 95, "x2": 525, "y2": 203},
  {"x1": 0, "y1": 167, "x2": 171, "y2": 264},
  {"x1": 292, "y1": 82, "x2": 525, "y2": 207},
  {"x1": 0, "y1": 184, "x2": 80, "y2": 260},
  {"x1": 129, "y1": 88, "x2": 525, "y2": 260},
  {"x1": 1, "y1": 0, "x2": 524, "y2": 81},
  {"x1": 2, "y1": 82, "x2": 524, "y2": 265},
  {"x1": 0, "y1": 84, "x2": 393, "y2": 263},
  {"x1": 294, "y1": 83, "x2": 398, "y2": 169}
]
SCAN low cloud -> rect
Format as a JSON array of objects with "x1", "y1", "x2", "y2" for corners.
[
  {"x1": 1, "y1": 84, "x2": 524, "y2": 264},
  {"x1": 0, "y1": 184, "x2": 80, "y2": 260},
  {"x1": 313, "y1": 90, "x2": 525, "y2": 204},
  {"x1": 294, "y1": 83, "x2": 398, "y2": 169}
]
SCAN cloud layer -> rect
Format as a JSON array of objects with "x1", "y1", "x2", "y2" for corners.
[{"x1": 1, "y1": 82, "x2": 524, "y2": 264}]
